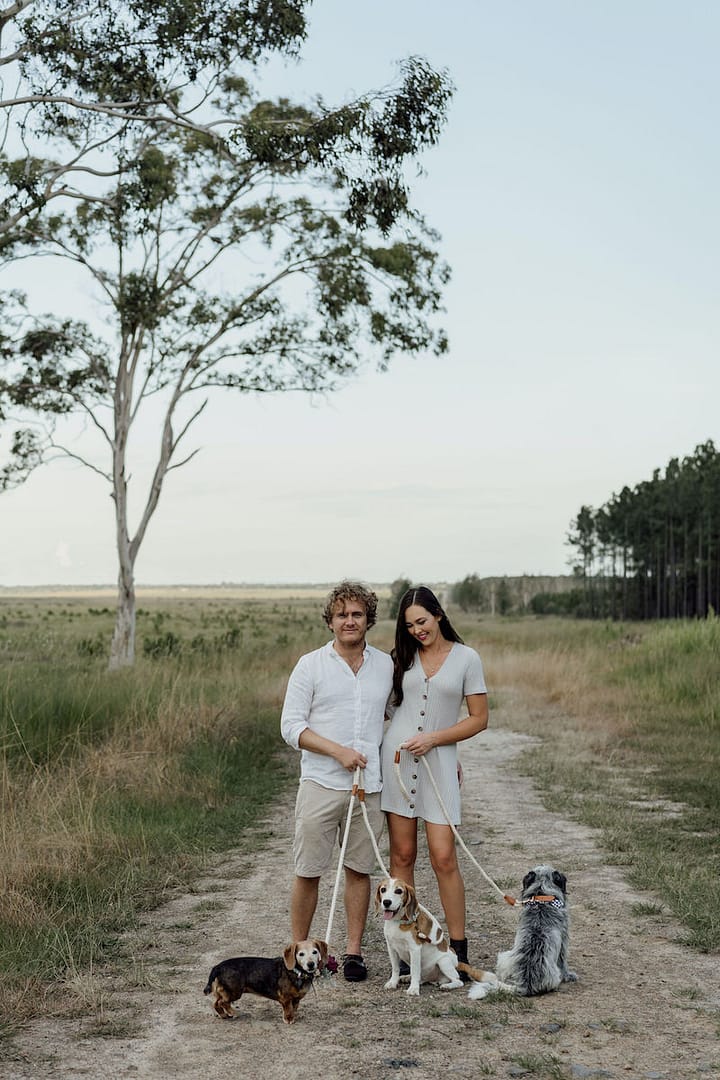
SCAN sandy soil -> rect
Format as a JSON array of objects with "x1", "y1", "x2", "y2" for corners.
[{"x1": 6, "y1": 696, "x2": 719, "y2": 1080}]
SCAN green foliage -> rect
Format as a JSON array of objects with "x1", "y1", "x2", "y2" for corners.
[
  {"x1": 567, "y1": 440, "x2": 720, "y2": 619},
  {"x1": 388, "y1": 576, "x2": 412, "y2": 619},
  {"x1": 529, "y1": 589, "x2": 586, "y2": 616},
  {"x1": 496, "y1": 578, "x2": 513, "y2": 615},
  {"x1": 452, "y1": 573, "x2": 486, "y2": 613}
]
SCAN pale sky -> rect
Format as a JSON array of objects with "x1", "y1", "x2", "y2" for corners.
[{"x1": 2, "y1": 1, "x2": 718, "y2": 587}]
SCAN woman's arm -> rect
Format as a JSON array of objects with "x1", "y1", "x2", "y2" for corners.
[{"x1": 400, "y1": 693, "x2": 488, "y2": 756}]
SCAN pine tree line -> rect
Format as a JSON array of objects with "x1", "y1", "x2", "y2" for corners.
[{"x1": 567, "y1": 440, "x2": 720, "y2": 619}]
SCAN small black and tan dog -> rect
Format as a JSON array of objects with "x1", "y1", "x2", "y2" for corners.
[{"x1": 203, "y1": 939, "x2": 328, "y2": 1024}]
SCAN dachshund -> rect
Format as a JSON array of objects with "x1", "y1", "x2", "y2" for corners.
[{"x1": 203, "y1": 939, "x2": 327, "y2": 1023}]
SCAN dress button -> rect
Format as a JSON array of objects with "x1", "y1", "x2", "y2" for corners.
[
  {"x1": 420, "y1": 711, "x2": 425, "y2": 716},
  {"x1": 422, "y1": 694, "x2": 427, "y2": 700},
  {"x1": 411, "y1": 774, "x2": 417, "y2": 780},
  {"x1": 413, "y1": 757, "x2": 419, "y2": 763},
  {"x1": 410, "y1": 788, "x2": 416, "y2": 794},
  {"x1": 409, "y1": 803, "x2": 415, "y2": 809},
  {"x1": 417, "y1": 726, "x2": 423, "y2": 732}
]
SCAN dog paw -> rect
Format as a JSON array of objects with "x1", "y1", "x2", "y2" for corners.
[
  {"x1": 439, "y1": 979, "x2": 463, "y2": 991},
  {"x1": 405, "y1": 985, "x2": 420, "y2": 996},
  {"x1": 564, "y1": 971, "x2": 578, "y2": 982},
  {"x1": 384, "y1": 979, "x2": 399, "y2": 990}
]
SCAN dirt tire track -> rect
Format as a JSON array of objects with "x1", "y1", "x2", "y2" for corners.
[{"x1": 7, "y1": 702, "x2": 719, "y2": 1080}]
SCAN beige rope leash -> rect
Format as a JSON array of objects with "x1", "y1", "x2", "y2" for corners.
[
  {"x1": 324, "y1": 766, "x2": 361, "y2": 953},
  {"x1": 393, "y1": 746, "x2": 519, "y2": 907}
]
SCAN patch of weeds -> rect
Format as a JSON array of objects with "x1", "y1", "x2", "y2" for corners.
[
  {"x1": 631, "y1": 901, "x2": 663, "y2": 917},
  {"x1": 511, "y1": 1052, "x2": 566, "y2": 1079},
  {"x1": 448, "y1": 1003, "x2": 478, "y2": 1019},
  {"x1": 169, "y1": 921, "x2": 194, "y2": 930},
  {"x1": 84, "y1": 1016, "x2": 143, "y2": 1038},
  {"x1": 674, "y1": 985, "x2": 701, "y2": 1001},
  {"x1": 191, "y1": 898, "x2": 228, "y2": 914},
  {"x1": 398, "y1": 1017, "x2": 419, "y2": 1029},
  {"x1": 126, "y1": 962, "x2": 163, "y2": 990},
  {"x1": 540, "y1": 1017, "x2": 567, "y2": 1033},
  {"x1": 601, "y1": 1017, "x2": 633, "y2": 1033},
  {"x1": 489, "y1": 988, "x2": 533, "y2": 1009}
]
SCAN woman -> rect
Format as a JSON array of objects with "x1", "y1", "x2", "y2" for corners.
[{"x1": 381, "y1": 585, "x2": 488, "y2": 972}]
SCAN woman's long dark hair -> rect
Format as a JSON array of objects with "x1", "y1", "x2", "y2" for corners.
[{"x1": 391, "y1": 586, "x2": 463, "y2": 706}]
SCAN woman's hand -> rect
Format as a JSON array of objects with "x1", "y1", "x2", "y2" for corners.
[{"x1": 400, "y1": 733, "x2": 437, "y2": 757}]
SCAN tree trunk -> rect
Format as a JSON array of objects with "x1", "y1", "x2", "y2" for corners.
[{"x1": 109, "y1": 565, "x2": 136, "y2": 669}]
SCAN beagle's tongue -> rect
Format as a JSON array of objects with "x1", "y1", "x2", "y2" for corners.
[{"x1": 383, "y1": 910, "x2": 394, "y2": 920}]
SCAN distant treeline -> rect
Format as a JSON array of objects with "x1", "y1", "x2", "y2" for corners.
[{"x1": 567, "y1": 440, "x2": 720, "y2": 620}]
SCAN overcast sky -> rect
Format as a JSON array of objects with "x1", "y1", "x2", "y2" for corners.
[{"x1": 2, "y1": 0, "x2": 718, "y2": 587}]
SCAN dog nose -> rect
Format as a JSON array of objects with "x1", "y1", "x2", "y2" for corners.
[
  {"x1": 383, "y1": 899, "x2": 392, "y2": 908},
  {"x1": 307, "y1": 961, "x2": 315, "y2": 970}
]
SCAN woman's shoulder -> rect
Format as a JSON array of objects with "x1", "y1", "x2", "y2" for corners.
[
  {"x1": 453, "y1": 641, "x2": 481, "y2": 659},
  {"x1": 452, "y1": 642, "x2": 484, "y2": 667}
]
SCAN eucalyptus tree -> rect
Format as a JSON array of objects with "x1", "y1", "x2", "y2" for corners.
[
  {"x1": 0, "y1": 0, "x2": 307, "y2": 245},
  {"x1": 1, "y1": 9, "x2": 453, "y2": 667}
]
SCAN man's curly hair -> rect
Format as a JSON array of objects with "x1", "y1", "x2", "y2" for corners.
[{"x1": 322, "y1": 580, "x2": 379, "y2": 629}]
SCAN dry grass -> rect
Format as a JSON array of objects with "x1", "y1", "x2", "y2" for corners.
[{"x1": 458, "y1": 613, "x2": 720, "y2": 951}]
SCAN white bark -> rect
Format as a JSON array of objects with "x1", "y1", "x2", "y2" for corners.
[{"x1": 109, "y1": 563, "x2": 136, "y2": 670}]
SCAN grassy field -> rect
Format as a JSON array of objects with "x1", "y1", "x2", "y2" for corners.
[
  {"x1": 463, "y1": 614, "x2": 720, "y2": 953},
  {"x1": 1, "y1": 592, "x2": 718, "y2": 1032}
]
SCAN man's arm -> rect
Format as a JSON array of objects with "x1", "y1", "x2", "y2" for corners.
[{"x1": 297, "y1": 728, "x2": 368, "y2": 773}]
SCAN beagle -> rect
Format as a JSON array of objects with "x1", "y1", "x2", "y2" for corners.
[
  {"x1": 203, "y1": 939, "x2": 328, "y2": 1024},
  {"x1": 375, "y1": 877, "x2": 500, "y2": 997}
]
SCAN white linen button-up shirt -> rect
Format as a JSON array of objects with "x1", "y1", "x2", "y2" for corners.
[{"x1": 280, "y1": 641, "x2": 393, "y2": 793}]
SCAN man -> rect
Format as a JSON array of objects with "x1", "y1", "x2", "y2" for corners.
[{"x1": 280, "y1": 580, "x2": 392, "y2": 982}]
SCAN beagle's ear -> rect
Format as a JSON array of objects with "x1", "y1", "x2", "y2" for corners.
[
  {"x1": 402, "y1": 883, "x2": 417, "y2": 923},
  {"x1": 283, "y1": 943, "x2": 297, "y2": 970},
  {"x1": 374, "y1": 879, "x2": 387, "y2": 913},
  {"x1": 314, "y1": 939, "x2": 329, "y2": 969}
]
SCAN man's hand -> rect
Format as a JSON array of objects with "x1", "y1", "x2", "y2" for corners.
[{"x1": 335, "y1": 746, "x2": 368, "y2": 772}]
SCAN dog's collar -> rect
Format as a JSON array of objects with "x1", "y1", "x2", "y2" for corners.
[
  {"x1": 292, "y1": 966, "x2": 314, "y2": 986},
  {"x1": 522, "y1": 894, "x2": 564, "y2": 907}
]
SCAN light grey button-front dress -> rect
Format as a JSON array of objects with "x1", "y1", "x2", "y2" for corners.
[{"x1": 380, "y1": 643, "x2": 487, "y2": 825}]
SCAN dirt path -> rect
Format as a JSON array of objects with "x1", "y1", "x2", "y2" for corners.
[{"x1": 7, "y1": 699, "x2": 720, "y2": 1080}]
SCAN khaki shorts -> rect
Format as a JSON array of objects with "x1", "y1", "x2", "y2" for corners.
[{"x1": 293, "y1": 780, "x2": 385, "y2": 877}]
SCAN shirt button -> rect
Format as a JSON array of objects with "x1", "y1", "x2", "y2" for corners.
[
  {"x1": 417, "y1": 726, "x2": 423, "y2": 732},
  {"x1": 410, "y1": 788, "x2": 416, "y2": 795},
  {"x1": 409, "y1": 803, "x2": 415, "y2": 809},
  {"x1": 422, "y1": 694, "x2": 427, "y2": 700},
  {"x1": 411, "y1": 774, "x2": 417, "y2": 780},
  {"x1": 413, "y1": 757, "x2": 419, "y2": 763}
]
